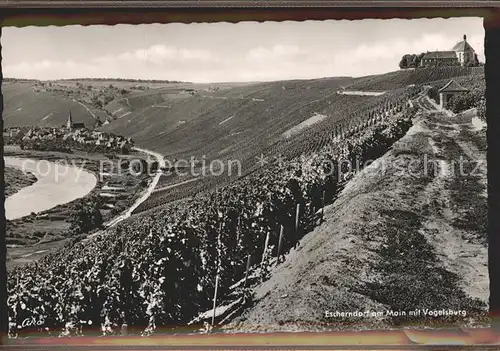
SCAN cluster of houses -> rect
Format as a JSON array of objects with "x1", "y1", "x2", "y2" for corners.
[{"x1": 5, "y1": 111, "x2": 134, "y2": 152}]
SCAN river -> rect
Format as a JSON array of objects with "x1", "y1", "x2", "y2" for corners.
[{"x1": 4, "y1": 156, "x2": 98, "y2": 220}]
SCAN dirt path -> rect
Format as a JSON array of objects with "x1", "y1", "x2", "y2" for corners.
[
  {"x1": 81, "y1": 147, "x2": 166, "y2": 243},
  {"x1": 408, "y1": 100, "x2": 488, "y2": 303},
  {"x1": 336, "y1": 90, "x2": 386, "y2": 96},
  {"x1": 228, "y1": 94, "x2": 488, "y2": 332}
]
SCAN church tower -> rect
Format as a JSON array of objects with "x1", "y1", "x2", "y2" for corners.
[
  {"x1": 452, "y1": 34, "x2": 475, "y2": 66},
  {"x1": 67, "y1": 110, "x2": 73, "y2": 130}
]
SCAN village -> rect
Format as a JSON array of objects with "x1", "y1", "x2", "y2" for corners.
[{"x1": 4, "y1": 111, "x2": 134, "y2": 154}]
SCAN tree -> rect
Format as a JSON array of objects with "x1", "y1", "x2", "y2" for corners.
[
  {"x1": 476, "y1": 97, "x2": 486, "y2": 121},
  {"x1": 104, "y1": 95, "x2": 114, "y2": 105},
  {"x1": 120, "y1": 146, "x2": 130, "y2": 155},
  {"x1": 416, "y1": 52, "x2": 425, "y2": 66},
  {"x1": 399, "y1": 55, "x2": 412, "y2": 69},
  {"x1": 69, "y1": 197, "x2": 103, "y2": 234},
  {"x1": 427, "y1": 86, "x2": 440, "y2": 104},
  {"x1": 399, "y1": 55, "x2": 408, "y2": 69},
  {"x1": 400, "y1": 54, "x2": 423, "y2": 69}
]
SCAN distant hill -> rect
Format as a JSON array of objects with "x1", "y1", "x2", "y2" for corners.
[
  {"x1": 99, "y1": 66, "x2": 483, "y2": 163},
  {"x1": 99, "y1": 77, "x2": 358, "y2": 159},
  {"x1": 3, "y1": 67, "x2": 483, "y2": 150},
  {"x1": 56, "y1": 78, "x2": 189, "y2": 83},
  {"x1": 3, "y1": 82, "x2": 103, "y2": 128}
]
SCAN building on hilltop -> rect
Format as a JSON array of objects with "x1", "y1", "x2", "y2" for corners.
[
  {"x1": 66, "y1": 110, "x2": 86, "y2": 131},
  {"x1": 438, "y1": 79, "x2": 469, "y2": 109},
  {"x1": 452, "y1": 34, "x2": 476, "y2": 66},
  {"x1": 420, "y1": 51, "x2": 459, "y2": 67},
  {"x1": 420, "y1": 34, "x2": 477, "y2": 67}
]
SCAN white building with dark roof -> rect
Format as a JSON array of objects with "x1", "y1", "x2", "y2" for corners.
[
  {"x1": 420, "y1": 34, "x2": 477, "y2": 67},
  {"x1": 452, "y1": 34, "x2": 476, "y2": 66}
]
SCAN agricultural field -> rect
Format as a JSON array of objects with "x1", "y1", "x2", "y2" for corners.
[
  {"x1": 4, "y1": 63, "x2": 489, "y2": 337},
  {"x1": 4, "y1": 67, "x2": 484, "y2": 216},
  {"x1": 130, "y1": 85, "x2": 416, "y2": 213}
]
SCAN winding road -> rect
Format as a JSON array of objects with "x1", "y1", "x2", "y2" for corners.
[{"x1": 104, "y1": 146, "x2": 166, "y2": 227}]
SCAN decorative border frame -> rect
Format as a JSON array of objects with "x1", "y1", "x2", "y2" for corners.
[
  {"x1": 1, "y1": 1, "x2": 500, "y2": 350},
  {"x1": 0, "y1": 0, "x2": 499, "y2": 8}
]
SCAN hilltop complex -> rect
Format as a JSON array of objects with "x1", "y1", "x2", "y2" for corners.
[{"x1": 400, "y1": 34, "x2": 480, "y2": 69}]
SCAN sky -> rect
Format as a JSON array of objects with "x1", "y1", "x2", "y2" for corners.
[{"x1": 2, "y1": 17, "x2": 484, "y2": 83}]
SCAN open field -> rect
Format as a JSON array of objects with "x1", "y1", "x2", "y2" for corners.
[
  {"x1": 100, "y1": 83, "x2": 412, "y2": 212},
  {"x1": 88, "y1": 68, "x2": 481, "y2": 210},
  {"x1": 98, "y1": 77, "x2": 357, "y2": 156}
]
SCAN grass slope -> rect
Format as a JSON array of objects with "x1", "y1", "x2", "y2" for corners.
[{"x1": 3, "y1": 82, "x2": 98, "y2": 128}]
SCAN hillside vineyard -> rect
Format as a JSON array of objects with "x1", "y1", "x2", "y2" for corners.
[{"x1": 4, "y1": 56, "x2": 487, "y2": 335}]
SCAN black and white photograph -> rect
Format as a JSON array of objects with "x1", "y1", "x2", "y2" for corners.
[{"x1": 2, "y1": 16, "x2": 489, "y2": 337}]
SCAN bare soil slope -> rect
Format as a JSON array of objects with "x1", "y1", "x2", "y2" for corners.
[{"x1": 228, "y1": 96, "x2": 488, "y2": 332}]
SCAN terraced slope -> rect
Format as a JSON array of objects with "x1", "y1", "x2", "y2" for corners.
[
  {"x1": 102, "y1": 78, "x2": 416, "y2": 213},
  {"x1": 100, "y1": 77, "x2": 357, "y2": 157},
  {"x1": 346, "y1": 66, "x2": 483, "y2": 91}
]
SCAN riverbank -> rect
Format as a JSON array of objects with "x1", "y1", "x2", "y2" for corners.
[
  {"x1": 5, "y1": 166, "x2": 37, "y2": 198},
  {"x1": 5, "y1": 156, "x2": 98, "y2": 220},
  {"x1": 5, "y1": 147, "x2": 153, "y2": 268}
]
